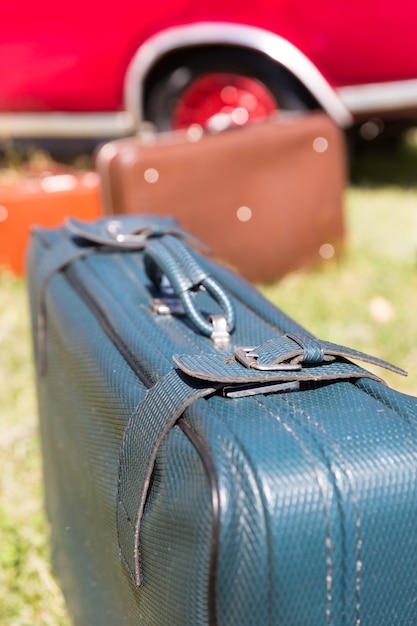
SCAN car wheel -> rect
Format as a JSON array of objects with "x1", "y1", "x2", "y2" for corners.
[{"x1": 143, "y1": 46, "x2": 318, "y2": 132}]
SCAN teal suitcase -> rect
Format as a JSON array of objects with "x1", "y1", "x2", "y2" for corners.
[{"x1": 27, "y1": 215, "x2": 417, "y2": 625}]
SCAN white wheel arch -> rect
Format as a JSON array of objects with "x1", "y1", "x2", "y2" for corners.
[{"x1": 124, "y1": 22, "x2": 353, "y2": 131}]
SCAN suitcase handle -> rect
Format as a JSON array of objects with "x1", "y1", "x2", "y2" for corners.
[{"x1": 144, "y1": 236, "x2": 235, "y2": 341}]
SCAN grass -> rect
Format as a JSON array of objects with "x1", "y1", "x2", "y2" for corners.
[
  {"x1": 262, "y1": 133, "x2": 417, "y2": 394},
  {"x1": 2, "y1": 139, "x2": 417, "y2": 623},
  {"x1": 0, "y1": 274, "x2": 70, "y2": 626},
  {"x1": 262, "y1": 185, "x2": 417, "y2": 394}
]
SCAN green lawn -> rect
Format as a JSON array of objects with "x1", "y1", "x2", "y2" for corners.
[
  {"x1": 0, "y1": 273, "x2": 70, "y2": 626},
  {"x1": 263, "y1": 185, "x2": 417, "y2": 395},
  {"x1": 2, "y1": 146, "x2": 417, "y2": 623}
]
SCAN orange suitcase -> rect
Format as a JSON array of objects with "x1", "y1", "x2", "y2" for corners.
[
  {"x1": 96, "y1": 112, "x2": 347, "y2": 283},
  {"x1": 0, "y1": 171, "x2": 101, "y2": 275}
]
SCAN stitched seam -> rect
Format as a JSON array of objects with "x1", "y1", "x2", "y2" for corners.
[
  {"x1": 178, "y1": 417, "x2": 220, "y2": 626},
  {"x1": 356, "y1": 378, "x2": 417, "y2": 430},
  {"x1": 149, "y1": 306, "x2": 209, "y2": 352},
  {"x1": 86, "y1": 254, "x2": 172, "y2": 365},
  {"x1": 116, "y1": 402, "x2": 141, "y2": 561},
  {"x1": 117, "y1": 497, "x2": 135, "y2": 530},
  {"x1": 299, "y1": 409, "x2": 362, "y2": 626},
  {"x1": 226, "y1": 296, "x2": 287, "y2": 337},
  {"x1": 187, "y1": 399, "x2": 273, "y2": 625},
  {"x1": 254, "y1": 397, "x2": 334, "y2": 626},
  {"x1": 271, "y1": 393, "x2": 362, "y2": 626}
]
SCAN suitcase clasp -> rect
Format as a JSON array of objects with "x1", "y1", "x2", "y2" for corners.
[
  {"x1": 235, "y1": 347, "x2": 301, "y2": 371},
  {"x1": 209, "y1": 314, "x2": 232, "y2": 347},
  {"x1": 107, "y1": 220, "x2": 153, "y2": 246}
]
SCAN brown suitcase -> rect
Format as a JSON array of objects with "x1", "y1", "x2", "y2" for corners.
[{"x1": 95, "y1": 112, "x2": 346, "y2": 283}]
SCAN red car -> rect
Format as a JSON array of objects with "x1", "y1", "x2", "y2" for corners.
[{"x1": 1, "y1": 0, "x2": 417, "y2": 141}]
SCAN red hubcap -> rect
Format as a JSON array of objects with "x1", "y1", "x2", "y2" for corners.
[{"x1": 172, "y1": 73, "x2": 278, "y2": 131}]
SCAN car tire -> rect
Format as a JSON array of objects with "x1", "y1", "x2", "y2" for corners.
[{"x1": 143, "y1": 46, "x2": 318, "y2": 131}]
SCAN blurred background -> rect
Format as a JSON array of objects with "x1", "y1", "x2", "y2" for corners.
[{"x1": 2, "y1": 2, "x2": 417, "y2": 623}]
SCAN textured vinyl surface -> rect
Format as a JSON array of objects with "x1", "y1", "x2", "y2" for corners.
[{"x1": 27, "y1": 221, "x2": 417, "y2": 626}]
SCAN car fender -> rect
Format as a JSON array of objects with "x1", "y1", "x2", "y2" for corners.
[{"x1": 124, "y1": 22, "x2": 353, "y2": 130}]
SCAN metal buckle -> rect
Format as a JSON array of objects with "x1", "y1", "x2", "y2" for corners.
[
  {"x1": 234, "y1": 347, "x2": 301, "y2": 371},
  {"x1": 151, "y1": 298, "x2": 185, "y2": 316},
  {"x1": 209, "y1": 315, "x2": 231, "y2": 348},
  {"x1": 223, "y1": 380, "x2": 300, "y2": 398},
  {"x1": 107, "y1": 220, "x2": 152, "y2": 245}
]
